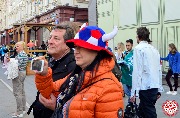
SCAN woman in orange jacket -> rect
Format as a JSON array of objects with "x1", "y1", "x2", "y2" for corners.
[{"x1": 35, "y1": 25, "x2": 124, "y2": 118}]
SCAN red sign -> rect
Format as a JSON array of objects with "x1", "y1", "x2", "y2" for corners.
[{"x1": 162, "y1": 100, "x2": 179, "y2": 117}]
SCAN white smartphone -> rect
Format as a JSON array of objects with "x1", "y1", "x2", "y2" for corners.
[{"x1": 30, "y1": 59, "x2": 44, "y2": 72}]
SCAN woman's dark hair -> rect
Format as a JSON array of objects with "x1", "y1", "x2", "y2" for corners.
[
  {"x1": 137, "y1": 27, "x2": 150, "y2": 41},
  {"x1": 169, "y1": 43, "x2": 177, "y2": 54},
  {"x1": 59, "y1": 50, "x2": 111, "y2": 93}
]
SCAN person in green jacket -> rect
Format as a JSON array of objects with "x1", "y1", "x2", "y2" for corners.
[{"x1": 119, "y1": 39, "x2": 133, "y2": 102}]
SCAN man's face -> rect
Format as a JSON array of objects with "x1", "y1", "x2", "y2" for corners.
[
  {"x1": 47, "y1": 29, "x2": 68, "y2": 58},
  {"x1": 126, "y1": 42, "x2": 133, "y2": 51}
]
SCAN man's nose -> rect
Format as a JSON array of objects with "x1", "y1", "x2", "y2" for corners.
[{"x1": 48, "y1": 38, "x2": 54, "y2": 43}]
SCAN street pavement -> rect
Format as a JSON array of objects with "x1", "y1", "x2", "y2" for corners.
[
  {"x1": 0, "y1": 64, "x2": 36, "y2": 118},
  {"x1": 0, "y1": 63, "x2": 180, "y2": 118}
]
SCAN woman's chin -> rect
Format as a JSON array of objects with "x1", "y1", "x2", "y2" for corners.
[{"x1": 76, "y1": 62, "x2": 83, "y2": 67}]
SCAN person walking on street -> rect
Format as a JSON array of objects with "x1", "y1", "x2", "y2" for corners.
[
  {"x1": 34, "y1": 25, "x2": 124, "y2": 117},
  {"x1": 161, "y1": 43, "x2": 180, "y2": 95},
  {"x1": 7, "y1": 41, "x2": 28, "y2": 117},
  {"x1": 3, "y1": 45, "x2": 9, "y2": 68},
  {"x1": 130, "y1": 27, "x2": 163, "y2": 118},
  {"x1": 29, "y1": 21, "x2": 77, "y2": 118},
  {"x1": 1, "y1": 44, "x2": 6, "y2": 64},
  {"x1": 119, "y1": 39, "x2": 133, "y2": 102}
]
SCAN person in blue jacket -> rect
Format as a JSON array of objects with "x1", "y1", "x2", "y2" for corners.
[
  {"x1": 1, "y1": 44, "x2": 6, "y2": 63},
  {"x1": 161, "y1": 43, "x2": 180, "y2": 95}
]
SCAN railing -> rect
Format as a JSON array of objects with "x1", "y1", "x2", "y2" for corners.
[{"x1": 26, "y1": 49, "x2": 47, "y2": 57}]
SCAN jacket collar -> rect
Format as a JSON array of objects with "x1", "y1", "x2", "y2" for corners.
[
  {"x1": 81, "y1": 58, "x2": 115, "y2": 88},
  {"x1": 49, "y1": 49, "x2": 74, "y2": 66},
  {"x1": 139, "y1": 41, "x2": 148, "y2": 44}
]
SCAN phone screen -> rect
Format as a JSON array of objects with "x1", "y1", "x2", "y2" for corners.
[{"x1": 30, "y1": 59, "x2": 44, "y2": 72}]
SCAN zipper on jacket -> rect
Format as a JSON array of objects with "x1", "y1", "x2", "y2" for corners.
[{"x1": 65, "y1": 96, "x2": 75, "y2": 118}]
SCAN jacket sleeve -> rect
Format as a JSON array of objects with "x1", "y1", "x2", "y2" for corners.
[
  {"x1": 161, "y1": 54, "x2": 169, "y2": 61},
  {"x1": 131, "y1": 48, "x2": 143, "y2": 98},
  {"x1": 173, "y1": 52, "x2": 179, "y2": 73},
  {"x1": 178, "y1": 52, "x2": 180, "y2": 73},
  {"x1": 95, "y1": 80, "x2": 124, "y2": 117},
  {"x1": 35, "y1": 67, "x2": 67, "y2": 99},
  {"x1": 122, "y1": 55, "x2": 133, "y2": 71}
]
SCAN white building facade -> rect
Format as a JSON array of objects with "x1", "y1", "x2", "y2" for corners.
[
  {"x1": 97, "y1": 0, "x2": 180, "y2": 71},
  {"x1": 0, "y1": 0, "x2": 89, "y2": 31},
  {"x1": 0, "y1": 0, "x2": 89, "y2": 45}
]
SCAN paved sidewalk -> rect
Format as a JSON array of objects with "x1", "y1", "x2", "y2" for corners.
[
  {"x1": 124, "y1": 85, "x2": 180, "y2": 118},
  {"x1": 0, "y1": 79, "x2": 33, "y2": 118}
]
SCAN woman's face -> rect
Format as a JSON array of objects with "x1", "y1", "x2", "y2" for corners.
[
  {"x1": 117, "y1": 44, "x2": 121, "y2": 49},
  {"x1": 168, "y1": 47, "x2": 172, "y2": 52},
  {"x1": 15, "y1": 43, "x2": 24, "y2": 53},
  {"x1": 74, "y1": 46, "x2": 98, "y2": 69}
]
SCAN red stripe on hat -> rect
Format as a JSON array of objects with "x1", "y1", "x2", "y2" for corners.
[{"x1": 91, "y1": 30, "x2": 102, "y2": 40}]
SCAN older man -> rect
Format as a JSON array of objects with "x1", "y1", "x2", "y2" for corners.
[{"x1": 28, "y1": 22, "x2": 77, "y2": 118}]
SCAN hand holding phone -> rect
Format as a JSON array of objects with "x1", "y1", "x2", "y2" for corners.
[
  {"x1": 31, "y1": 56, "x2": 49, "y2": 76},
  {"x1": 31, "y1": 59, "x2": 44, "y2": 72}
]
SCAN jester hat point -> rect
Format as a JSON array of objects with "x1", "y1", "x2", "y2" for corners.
[{"x1": 66, "y1": 24, "x2": 118, "y2": 56}]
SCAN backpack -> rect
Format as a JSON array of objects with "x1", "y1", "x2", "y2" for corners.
[
  {"x1": 112, "y1": 60, "x2": 122, "y2": 81},
  {"x1": 124, "y1": 91, "x2": 141, "y2": 118},
  {"x1": 124, "y1": 102, "x2": 139, "y2": 118}
]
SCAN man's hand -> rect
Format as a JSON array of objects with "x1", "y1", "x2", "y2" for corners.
[
  {"x1": 130, "y1": 96, "x2": 135, "y2": 103},
  {"x1": 157, "y1": 92, "x2": 161, "y2": 100},
  {"x1": 33, "y1": 56, "x2": 48, "y2": 76},
  {"x1": 39, "y1": 93, "x2": 56, "y2": 110}
]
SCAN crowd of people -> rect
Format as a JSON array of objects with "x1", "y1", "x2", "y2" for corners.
[{"x1": 2, "y1": 21, "x2": 180, "y2": 118}]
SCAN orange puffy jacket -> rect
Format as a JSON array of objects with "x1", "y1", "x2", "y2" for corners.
[{"x1": 35, "y1": 58, "x2": 124, "y2": 118}]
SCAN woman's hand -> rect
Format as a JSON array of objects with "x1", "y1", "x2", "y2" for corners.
[
  {"x1": 39, "y1": 93, "x2": 56, "y2": 110},
  {"x1": 34, "y1": 56, "x2": 48, "y2": 76},
  {"x1": 6, "y1": 57, "x2": 10, "y2": 62}
]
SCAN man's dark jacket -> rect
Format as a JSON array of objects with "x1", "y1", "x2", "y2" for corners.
[{"x1": 28, "y1": 49, "x2": 76, "y2": 118}]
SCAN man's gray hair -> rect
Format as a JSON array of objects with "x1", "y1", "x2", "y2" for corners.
[{"x1": 53, "y1": 21, "x2": 79, "y2": 41}]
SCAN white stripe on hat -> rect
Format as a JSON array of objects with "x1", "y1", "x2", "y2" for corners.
[
  {"x1": 74, "y1": 32, "x2": 79, "y2": 39},
  {"x1": 86, "y1": 36, "x2": 98, "y2": 46}
]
